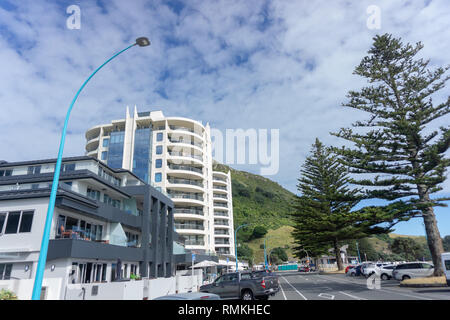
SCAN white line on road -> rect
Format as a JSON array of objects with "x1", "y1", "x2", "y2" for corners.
[
  {"x1": 318, "y1": 293, "x2": 335, "y2": 300},
  {"x1": 339, "y1": 291, "x2": 367, "y2": 300},
  {"x1": 281, "y1": 276, "x2": 308, "y2": 300},
  {"x1": 317, "y1": 274, "x2": 433, "y2": 300},
  {"x1": 279, "y1": 281, "x2": 287, "y2": 300}
]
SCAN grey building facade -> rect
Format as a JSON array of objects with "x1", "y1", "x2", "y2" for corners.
[{"x1": 0, "y1": 156, "x2": 175, "y2": 292}]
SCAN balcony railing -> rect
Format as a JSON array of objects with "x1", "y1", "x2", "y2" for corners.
[
  {"x1": 215, "y1": 230, "x2": 229, "y2": 235},
  {"x1": 213, "y1": 185, "x2": 227, "y2": 191},
  {"x1": 168, "y1": 178, "x2": 203, "y2": 187},
  {"x1": 214, "y1": 211, "x2": 228, "y2": 217},
  {"x1": 214, "y1": 202, "x2": 228, "y2": 208},
  {"x1": 174, "y1": 208, "x2": 204, "y2": 216},
  {"x1": 215, "y1": 240, "x2": 230, "y2": 245},
  {"x1": 184, "y1": 240, "x2": 205, "y2": 246},
  {"x1": 175, "y1": 224, "x2": 204, "y2": 230},
  {"x1": 168, "y1": 138, "x2": 203, "y2": 148},
  {"x1": 169, "y1": 125, "x2": 202, "y2": 136},
  {"x1": 213, "y1": 177, "x2": 227, "y2": 182},
  {"x1": 168, "y1": 151, "x2": 203, "y2": 161},
  {"x1": 168, "y1": 164, "x2": 203, "y2": 174},
  {"x1": 168, "y1": 192, "x2": 204, "y2": 201},
  {"x1": 214, "y1": 220, "x2": 229, "y2": 226},
  {"x1": 213, "y1": 194, "x2": 227, "y2": 199}
]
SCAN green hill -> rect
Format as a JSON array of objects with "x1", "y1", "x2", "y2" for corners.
[{"x1": 212, "y1": 162, "x2": 295, "y2": 230}]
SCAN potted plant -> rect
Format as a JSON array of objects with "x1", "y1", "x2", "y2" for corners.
[{"x1": 0, "y1": 289, "x2": 18, "y2": 300}]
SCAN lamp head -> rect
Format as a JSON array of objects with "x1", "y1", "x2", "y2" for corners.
[{"x1": 136, "y1": 37, "x2": 151, "y2": 47}]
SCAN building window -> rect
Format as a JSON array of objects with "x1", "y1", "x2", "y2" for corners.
[
  {"x1": 0, "y1": 210, "x2": 34, "y2": 234},
  {"x1": 156, "y1": 132, "x2": 163, "y2": 141},
  {"x1": 87, "y1": 188, "x2": 101, "y2": 201},
  {"x1": 62, "y1": 163, "x2": 76, "y2": 172},
  {"x1": 101, "y1": 151, "x2": 108, "y2": 160},
  {"x1": 155, "y1": 159, "x2": 162, "y2": 168},
  {"x1": 155, "y1": 172, "x2": 162, "y2": 182},
  {"x1": 102, "y1": 138, "x2": 109, "y2": 147},
  {"x1": 0, "y1": 169, "x2": 12, "y2": 177},
  {"x1": 156, "y1": 145, "x2": 163, "y2": 155},
  {"x1": 0, "y1": 264, "x2": 13, "y2": 280},
  {"x1": 27, "y1": 165, "x2": 41, "y2": 175}
]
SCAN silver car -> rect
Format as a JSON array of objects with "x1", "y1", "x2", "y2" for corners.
[{"x1": 392, "y1": 262, "x2": 434, "y2": 281}]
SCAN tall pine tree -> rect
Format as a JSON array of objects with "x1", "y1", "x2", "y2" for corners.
[
  {"x1": 292, "y1": 139, "x2": 391, "y2": 270},
  {"x1": 332, "y1": 34, "x2": 450, "y2": 276}
]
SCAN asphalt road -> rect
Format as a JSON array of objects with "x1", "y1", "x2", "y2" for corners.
[{"x1": 270, "y1": 272, "x2": 450, "y2": 300}]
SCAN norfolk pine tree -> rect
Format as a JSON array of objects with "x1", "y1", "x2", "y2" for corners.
[
  {"x1": 292, "y1": 139, "x2": 392, "y2": 270},
  {"x1": 332, "y1": 34, "x2": 450, "y2": 276}
]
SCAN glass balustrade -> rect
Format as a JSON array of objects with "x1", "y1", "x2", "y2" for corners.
[
  {"x1": 168, "y1": 178, "x2": 203, "y2": 187},
  {"x1": 168, "y1": 164, "x2": 203, "y2": 174}
]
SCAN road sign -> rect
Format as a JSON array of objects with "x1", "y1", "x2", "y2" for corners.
[
  {"x1": 226, "y1": 257, "x2": 229, "y2": 263},
  {"x1": 192, "y1": 253, "x2": 196, "y2": 262}
]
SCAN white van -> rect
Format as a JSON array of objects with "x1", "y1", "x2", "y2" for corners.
[{"x1": 441, "y1": 252, "x2": 450, "y2": 285}]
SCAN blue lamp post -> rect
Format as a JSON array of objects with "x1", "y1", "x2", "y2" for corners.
[
  {"x1": 234, "y1": 224, "x2": 250, "y2": 272},
  {"x1": 31, "y1": 37, "x2": 151, "y2": 300},
  {"x1": 263, "y1": 236, "x2": 273, "y2": 270}
]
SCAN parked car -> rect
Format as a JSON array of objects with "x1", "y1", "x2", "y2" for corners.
[
  {"x1": 360, "y1": 262, "x2": 375, "y2": 277},
  {"x1": 153, "y1": 292, "x2": 221, "y2": 300},
  {"x1": 347, "y1": 265, "x2": 362, "y2": 277},
  {"x1": 392, "y1": 262, "x2": 434, "y2": 281},
  {"x1": 298, "y1": 266, "x2": 310, "y2": 272},
  {"x1": 345, "y1": 265, "x2": 355, "y2": 274},
  {"x1": 199, "y1": 271, "x2": 279, "y2": 300},
  {"x1": 441, "y1": 252, "x2": 450, "y2": 285},
  {"x1": 379, "y1": 265, "x2": 396, "y2": 280}
]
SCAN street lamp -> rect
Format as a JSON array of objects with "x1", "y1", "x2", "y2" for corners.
[
  {"x1": 263, "y1": 236, "x2": 273, "y2": 270},
  {"x1": 31, "y1": 37, "x2": 150, "y2": 300},
  {"x1": 234, "y1": 224, "x2": 250, "y2": 272}
]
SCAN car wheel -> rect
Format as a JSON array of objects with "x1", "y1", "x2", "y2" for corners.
[
  {"x1": 241, "y1": 290, "x2": 254, "y2": 301},
  {"x1": 381, "y1": 274, "x2": 389, "y2": 280},
  {"x1": 402, "y1": 275, "x2": 411, "y2": 281}
]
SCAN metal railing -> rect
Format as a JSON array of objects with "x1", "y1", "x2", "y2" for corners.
[
  {"x1": 213, "y1": 185, "x2": 227, "y2": 191},
  {"x1": 175, "y1": 223, "x2": 204, "y2": 230},
  {"x1": 168, "y1": 151, "x2": 203, "y2": 161},
  {"x1": 168, "y1": 192, "x2": 204, "y2": 201},
  {"x1": 174, "y1": 208, "x2": 204, "y2": 216},
  {"x1": 214, "y1": 202, "x2": 228, "y2": 208},
  {"x1": 214, "y1": 230, "x2": 229, "y2": 235},
  {"x1": 214, "y1": 211, "x2": 228, "y2": 217},
  {"x1": 213, "y1": 177, "x2": 227, "y2": 182},
  {"x1": 213, "y1": 194, "x2": 227, "y2": 199},
  {"x1": 184, "y1": 240, "x2": 205, "y2": 246},
  {"x1": 168, "y1": 164, "x2": 203, "y2": 174},
  {"x1": 214, "y1": 220, "x2": 229, "y2": 226},
  {"x1": 168, "y1": 178, "x2": 203, "y2": 187},
  {"x1": 168, "y1": 138, "x2": 203, "y2": 148}
]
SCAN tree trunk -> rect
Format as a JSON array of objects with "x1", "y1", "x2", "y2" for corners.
[
  {"x1": 418, "y1": 187, "x2": 445, "y2": 276},
  {"x1": 334, "y1": 240, "x2": 344, "y2": 271}
]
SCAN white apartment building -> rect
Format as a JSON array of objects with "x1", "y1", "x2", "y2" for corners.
[{"x1": 85, "y1": 107, "x2": 235, "y2": 257}]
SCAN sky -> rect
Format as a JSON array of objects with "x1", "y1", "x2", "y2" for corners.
[{"x1": 0, "y1": 0, "x2": 449, "y2": 236}]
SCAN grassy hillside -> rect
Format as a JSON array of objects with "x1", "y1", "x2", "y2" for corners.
[
  {"x1": 247, "y1": 226, "x2": 296, "y2": 264},
  {"x1": 213, "y1": 162, "x2": 295, "y2": 230}
]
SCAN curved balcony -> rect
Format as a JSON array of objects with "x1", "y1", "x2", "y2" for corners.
[
  {"x1": 214, "y1": 229, "x2": 230, "y2": 236},
  {"x1": 167, "y1": 151, "x2": 204, "y2": 165},
  {"x1": 167, "y1": 164, "x2": 203, "y2": 179},
  {"x1": 214, "y1": 211, "x2": 229, "y2": 218},
  {"x1": 174, "y1": 207, "x2": 204, "y2": 216},
  {"x1": 212, "y1": 185, "x2": 228, "y2": 193},
  {"x1": 213, "y1": 202, "x2": 228, "y2": 209},
  {"x1": 213, "y1": 194, "x2": 228, "y2": 202},
  {"x1": 168, "y1": 125, "x2": 204, "y2": 141},
  {"x1": 213, "y1": 178, "x2": 228, "y2": 186},
  {"x1": 85, "y1": 125, "x2": 101, "y2": 140},
  {"x1": 86, "y1": 137, "x2": 100, "y2": 152},
  {"x1": 86, "y1": 149, "x2": 98, "y2": 157},
  {"x1": 168, "y1": 138, "x2": 203, "y2": 153},
  {"x1": 169, "y1": 192, "x2": 204, "y2": 206},
  {"x1": 184, "y1": 239, "x2": 205, "y2": 247},
  {"x1": 167, "y1": 178, "x2": 204, "y2": 193},
  {"x1": 175, "y1": 223, "x2": 205, "y2": 235},
  {"x1": 214, "y1": 220, "x2": 229, "y2": 228}
]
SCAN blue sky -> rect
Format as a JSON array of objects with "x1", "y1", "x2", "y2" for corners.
[{"x1": 0, "y1": 0, "x2": 449, "y2": 236}]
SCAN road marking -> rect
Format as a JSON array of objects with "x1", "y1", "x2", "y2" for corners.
[
  {"x1": 318, "y1": 293, "x2": 335, "y2": 300},
  {"x1": 317, "y1": 274, "x2": 433, "y2": 300},
  {"x1": 281, "y1": 276, "x2": 308, "y2": 300},
  {"x1": 339, "y1": 291, "x2": 367, "y2": 300},
  {"x1": 279, "y1": 281, "x2": 287, "y2": 300}
]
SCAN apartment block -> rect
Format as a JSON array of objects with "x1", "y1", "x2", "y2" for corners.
[{"x1": 84, "y1": 107, "x2": 235, "y2": 257}]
